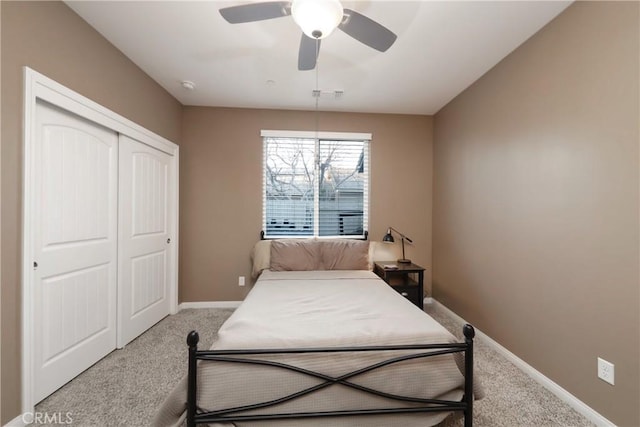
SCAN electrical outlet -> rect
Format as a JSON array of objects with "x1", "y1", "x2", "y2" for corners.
[
  {"x1": 597, "y1": 357, "x2": 615, "y2": 385},
  {"x1": 238, "y1": 276, "x2": 245, "y2": 287}
]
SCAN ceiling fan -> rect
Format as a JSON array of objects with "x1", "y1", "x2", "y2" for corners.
[{"x1": 219, "y1": 0, "x2": 397, "y2": 71}]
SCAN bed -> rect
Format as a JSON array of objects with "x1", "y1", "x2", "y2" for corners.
[{"x1": 154, "y1": 239, "x2": 482, "y2": 427}]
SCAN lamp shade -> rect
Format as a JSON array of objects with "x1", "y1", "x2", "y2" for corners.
[
  {"x1": 291, "y1": 0, "x2": 344, "y2": 39},
  {"x1": 382, "y1": 227, "x2": 412, "y2": 264}
]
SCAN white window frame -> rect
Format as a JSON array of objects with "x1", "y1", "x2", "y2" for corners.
[{"x1": 261, "y1": 129, "x2": 371, "y2": 239}]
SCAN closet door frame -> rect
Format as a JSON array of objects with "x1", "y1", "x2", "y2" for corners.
[{"x1": 21, "y1": 67, "x2": 179, "y2": 414}]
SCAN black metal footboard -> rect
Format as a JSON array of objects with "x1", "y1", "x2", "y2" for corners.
[{"x1": 187, "y1": 324, "x2": 475, "y2": 427}]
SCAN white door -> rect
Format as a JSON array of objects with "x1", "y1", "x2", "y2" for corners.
[
  {"x1": 33, "y1": 101, "x2": 118, "y2": 403},
  {"x1": 118, "y1": 135, "x2": 174, "y2": 347}
]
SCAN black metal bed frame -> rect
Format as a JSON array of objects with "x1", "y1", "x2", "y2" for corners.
[{"x1": 186, "y1": 324, "x2": 475, "y2": 427}]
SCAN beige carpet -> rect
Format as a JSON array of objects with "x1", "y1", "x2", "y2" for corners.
[{"x1": 34, "y1": 304, "x2": 595, "y2": 427}]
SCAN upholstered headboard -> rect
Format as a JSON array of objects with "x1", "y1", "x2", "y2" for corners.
[{"x1": 251, "y1": 239, "x2": 399, "y2": 278}]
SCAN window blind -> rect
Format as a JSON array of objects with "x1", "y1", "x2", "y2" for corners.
[{"x1": 262, "y1": 132, "x2": 370, "y2": 239}]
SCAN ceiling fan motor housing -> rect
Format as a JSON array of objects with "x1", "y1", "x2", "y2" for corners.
[
  {"x1": 291, "y1": 0, "x2": 344, "y2": 39},
  {"x1": 218, "y1": 0, "x2": 397, "y2": 70}
]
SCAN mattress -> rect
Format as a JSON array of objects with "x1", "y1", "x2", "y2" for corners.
[{"x1": 154, "y1": 270, "x2": 477, "y2": 427}]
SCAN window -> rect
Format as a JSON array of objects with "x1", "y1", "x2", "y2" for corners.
[{"x1": 262, "y1": 130, "x2": 370, "y2": 239}]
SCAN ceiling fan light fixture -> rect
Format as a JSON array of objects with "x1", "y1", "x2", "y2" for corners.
[{"x1": 291, "y1": 0, "x2": 343, "y2": 39}]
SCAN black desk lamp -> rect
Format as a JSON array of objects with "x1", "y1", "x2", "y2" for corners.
[{"x1": 383, "y1": 227, "x2": 413, "y2": 264}]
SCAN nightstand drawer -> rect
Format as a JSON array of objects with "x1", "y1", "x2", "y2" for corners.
[{"x1": 392, "y1": 286, "x2": 420, "y2": 307}]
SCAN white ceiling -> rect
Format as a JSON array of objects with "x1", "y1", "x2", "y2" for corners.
[{"x1": 66, "y1": 1, "x2": 572, "y2": 115}]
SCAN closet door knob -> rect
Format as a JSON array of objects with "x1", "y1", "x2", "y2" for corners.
[{"x1": 167, "y1": 238, "x2": 171, "y2": 244}]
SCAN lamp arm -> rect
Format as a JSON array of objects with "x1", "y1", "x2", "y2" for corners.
[{"x1": 388, "y1": 226, "x2": 413, "y2": 243}]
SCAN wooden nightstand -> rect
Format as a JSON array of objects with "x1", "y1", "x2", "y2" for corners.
[{"x1": 373, "y1": 261, "x2": 425, "y2": 309}]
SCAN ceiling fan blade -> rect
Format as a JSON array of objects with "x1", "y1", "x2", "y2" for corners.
[
  {"x1": 298, "y1": 34, "x2": 320, "y2": 71},
  {"x1": 339, "y1": 8, "x2": 397, "y2": 52},
  {"x1": 219, "y1": 1, "x2": 291, "y2": 24}
]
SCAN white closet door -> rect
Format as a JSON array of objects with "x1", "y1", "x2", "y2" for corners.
[
  {"x1": 118, "y1": 135, "x2": 174, "y2": 347},
  {"x1": 33, "y1": 101, "x2": 118, "y2": 403}
]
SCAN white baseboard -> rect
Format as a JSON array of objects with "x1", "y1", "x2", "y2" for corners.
[
  {"x1": 431, "y1": 299, "x2": 616, "y2": 427},
  {"x1": 178, "y1": 301, "x2": 242, "y2": 310}
]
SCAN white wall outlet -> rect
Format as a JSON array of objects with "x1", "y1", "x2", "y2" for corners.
[
  {"x1": 597, "y1": 357, "x2": 615, "y2": 385},
  {"x1": 238, "y1": 276, "x2": 245, "y2": 287}
]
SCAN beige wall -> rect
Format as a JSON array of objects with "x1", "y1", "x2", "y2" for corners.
[
  {"x1": 0, "y1": 1, "x2": 182, "y2": 422},
  {"x1": 433, "y1": 2, "x2": 639, "y2": 426},
  {"x1": 180, "y1": 107, "x2": 433, "y2": 302},
  {"x1": 3, "y1": 0, "x2": 636, "y2": 425}
]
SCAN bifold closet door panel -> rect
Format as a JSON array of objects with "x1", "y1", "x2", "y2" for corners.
[
  {"x1": 33, "y1": 101, "x2": 118, "y2": 403},
  {"x1": 117, "y1": 135, "x2": 174, "y2": 347}
]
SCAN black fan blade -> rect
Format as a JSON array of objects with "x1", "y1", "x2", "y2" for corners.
[
  {"x1": 339, "y1": 8, "x2": 397, "y2": 52},
  {"x1": 298, "y1": 34, "x2": 320, "y2": 71},
  {"x1": 219, "y1": 2, "x2": 291, "y2": 24}
]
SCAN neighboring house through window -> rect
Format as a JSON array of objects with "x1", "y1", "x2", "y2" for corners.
[{"x1": 261, "y1": 130, "x2": 371, "y2": 239}]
